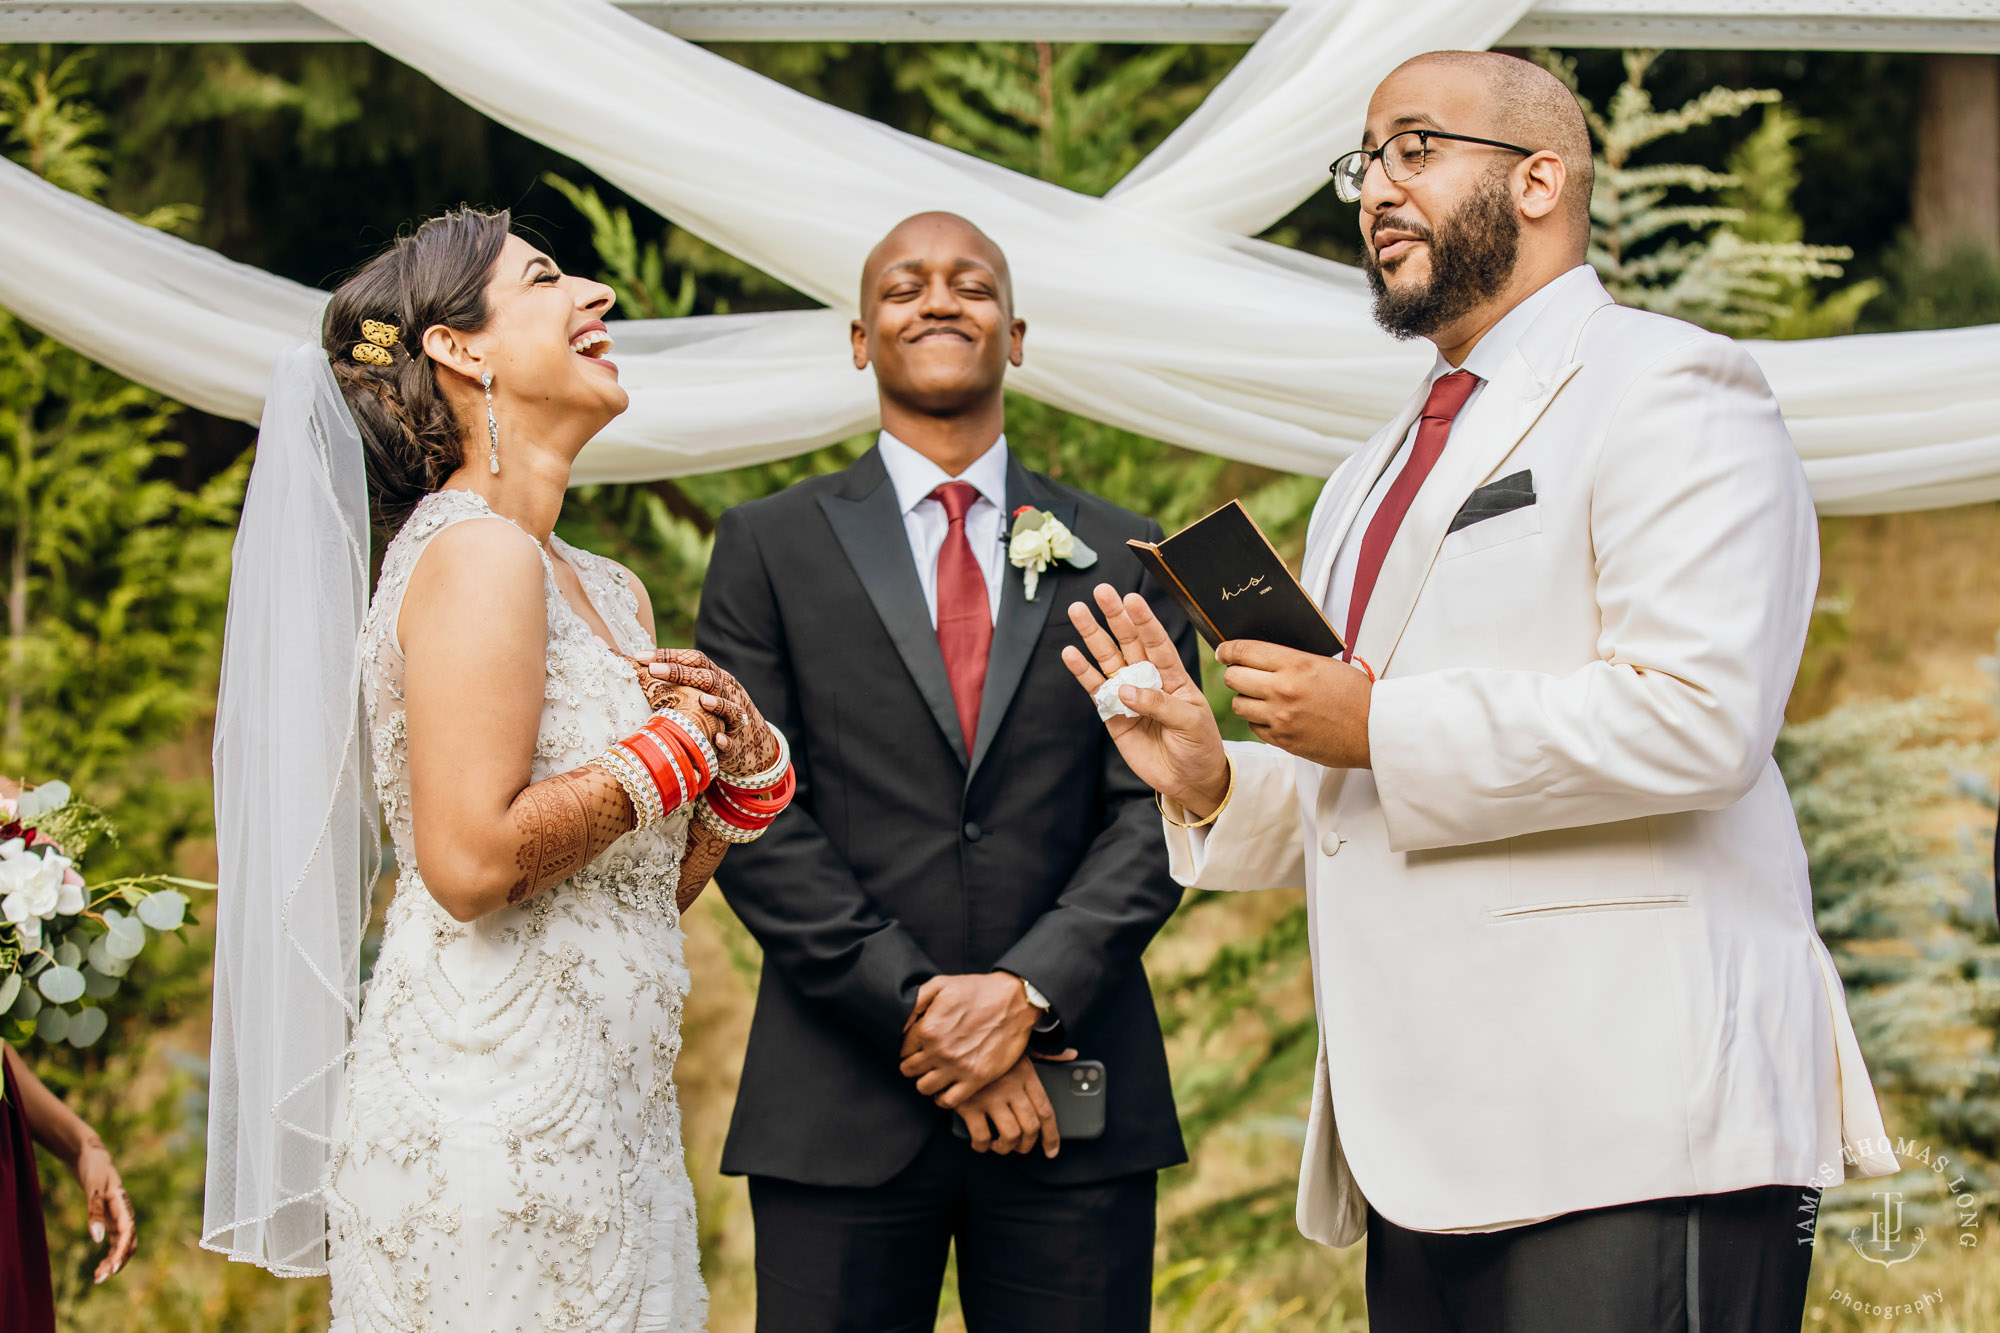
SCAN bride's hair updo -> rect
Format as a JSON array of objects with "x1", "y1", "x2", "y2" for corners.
[{"x1": 324, "y1": 207, "x2": 512, "y2": 531}]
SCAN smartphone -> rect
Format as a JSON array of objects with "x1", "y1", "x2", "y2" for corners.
[{"x1": 950, "y1": 1060, "x2": 1106, "y2": 1142}]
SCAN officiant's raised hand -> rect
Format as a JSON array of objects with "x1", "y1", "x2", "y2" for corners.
[{"x1": 1063, "y1": 584, "x2": 1232, "y2": 819}]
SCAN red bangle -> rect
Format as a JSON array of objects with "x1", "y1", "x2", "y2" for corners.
[
  {"x1": 642, "y1": 714, "x2": 713, "y2": 791},
  {"x1": 716, "y1": 762, "x2": 794, "y2": 805},
  {"x1": 720, "y1": 766, "x2": 794, "y2": 818},
  {"x1": 622, "y1": 729, "x2": 691, "y2": 813},
  {"x1": 702, "y1": 788, "x2": 769, "y2": 832}
]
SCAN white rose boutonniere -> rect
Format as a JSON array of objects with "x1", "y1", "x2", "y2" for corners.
[{"x1": 1008, "y1": 506, "x2": 1097, "y2": 601}]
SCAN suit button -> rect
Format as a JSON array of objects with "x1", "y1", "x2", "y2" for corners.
[
  {"x1": 963, "y1": 822, "x2": 983, "y2": 842},
  {"x1": 1320, "y1": 830, "x2": 1343, "y2": 857}
]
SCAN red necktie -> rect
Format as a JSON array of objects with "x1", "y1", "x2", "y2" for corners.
[
  {"x1": 931, "y1": 481, "x2": 992, "y2": 752},
  {"x1": 1342, "y1": 370, "x2": 1480, "y2": 659}
]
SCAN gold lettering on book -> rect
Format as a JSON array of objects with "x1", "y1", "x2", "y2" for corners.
[{"x1": 1221, "y1": 575, "x2": 1265, "y2": 600}]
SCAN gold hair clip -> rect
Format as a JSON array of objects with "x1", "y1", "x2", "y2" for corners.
[{"x1": 351, "y1": 319, "x2": 401, "y2": 366}]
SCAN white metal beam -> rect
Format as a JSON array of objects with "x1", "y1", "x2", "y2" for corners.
[{"x1": 1, "y1": 0, "x2": 1997, "y2": 50}]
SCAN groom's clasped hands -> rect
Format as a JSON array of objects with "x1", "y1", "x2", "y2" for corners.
[{"x1": 899, "y1": 974, "x2": 1077, "y2": 1159}]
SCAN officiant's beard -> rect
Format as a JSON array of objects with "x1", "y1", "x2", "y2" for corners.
[{"x1": 1363, "y1": 172, "x2": 1521, "y2": 341}]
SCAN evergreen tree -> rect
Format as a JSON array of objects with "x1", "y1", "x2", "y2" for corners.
[
  {"x1": 0, "y1": 49, "x2": 254, "y2": 1326},
  {"x1": 1539, "y1": 49, "x2": 1878, "y2": 337}
]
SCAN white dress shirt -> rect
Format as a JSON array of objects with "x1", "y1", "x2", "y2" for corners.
[
  {"x1": 878, "y1": 431, "x2": 1009, "y2": 626},
  {"x1": 1323, "y1": 265, "x2": 1595, "y2": 632}
]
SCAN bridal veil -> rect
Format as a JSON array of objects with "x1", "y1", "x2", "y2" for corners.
[{"x1": 202, "y1": 342, "x2": 378, "y2": 1276}]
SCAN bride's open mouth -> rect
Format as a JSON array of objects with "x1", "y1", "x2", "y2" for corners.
[{"x1": 569, "y1": 323, "x2": 617, "y2": 369}]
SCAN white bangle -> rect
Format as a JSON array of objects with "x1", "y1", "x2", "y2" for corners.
[
  {"x1": 720, "y1": 722, "x2": 789, "y2": 791},
  {"x1": 592, "y1": 746, "x2": 662, "y2": 829}
]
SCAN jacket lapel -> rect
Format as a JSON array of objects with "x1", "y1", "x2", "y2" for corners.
[
  {"x1": 1301, "y1": 383, "x2": 1429, "y2": 616},
  {"x1": 1355, "y1": 277, "x2": 1611, "y2": 672},
  {"x1": 968, "y1": 455, "x2": 1067, "y2": 780},
  {"x1": 817, "y1": 449, "x2": 968, "y2": 766}
]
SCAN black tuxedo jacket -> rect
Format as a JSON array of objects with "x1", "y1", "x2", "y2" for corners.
[{"x1": 696, "y1": 446, "x2": 1197, "y2": 1188}]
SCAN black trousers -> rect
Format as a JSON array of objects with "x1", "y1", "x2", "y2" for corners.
[
  {"x1": 747, "y1": 1119, "x2": 1156, "y2": 1333},
  {"x1": 1366, "y1": 1185, "x2": 1820, "y2": 1333}
]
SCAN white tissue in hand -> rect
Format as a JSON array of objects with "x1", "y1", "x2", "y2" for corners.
[{"x1": 1094, "y1": 661, "x2": 1163, "y2": 721}]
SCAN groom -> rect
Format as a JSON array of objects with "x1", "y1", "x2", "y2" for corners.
[
  {"x1": 1068, "y1": 51, "x2": 1895, "y2": 1333},
  {"x1": 696, "y1": 211, "x2": 1196, "y2": 1332}
]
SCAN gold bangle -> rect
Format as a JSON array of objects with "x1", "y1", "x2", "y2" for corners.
[{"x1": 1157, "y1": 756, "x2": 1234, "y2": 830}]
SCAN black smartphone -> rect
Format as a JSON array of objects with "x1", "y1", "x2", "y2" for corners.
[{"x1": 950, "y1": 1060, "x2": 1106, "y2": 1142}]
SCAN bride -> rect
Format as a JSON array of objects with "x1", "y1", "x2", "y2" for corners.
[{"x1": 200, "y1": 207, "x2": 788, "y2": 1332}]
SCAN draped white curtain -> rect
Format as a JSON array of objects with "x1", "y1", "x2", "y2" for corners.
[{"x1": 0, "y1": 0, "x2": 1996, "y2": 512}]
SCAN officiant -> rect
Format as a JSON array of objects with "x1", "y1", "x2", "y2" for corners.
[{"x1": 692, "y1": 212, "x2": 1198, "y2": 1333}]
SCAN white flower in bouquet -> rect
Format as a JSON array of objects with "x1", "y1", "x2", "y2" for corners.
[{"x1": 1, "y1": 839, "x2": 85, "y2": 950}]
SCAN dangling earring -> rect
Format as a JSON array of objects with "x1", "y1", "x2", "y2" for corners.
[{"x1": 482, "y1": 370, "x2": 499, "y2": 474}]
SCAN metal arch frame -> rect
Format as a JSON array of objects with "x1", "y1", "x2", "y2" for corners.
[{"x1": 2, "y1": 0, "x2": 1999, "y2": 50}]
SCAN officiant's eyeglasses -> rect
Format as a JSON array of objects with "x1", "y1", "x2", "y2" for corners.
[{"x1": 1330, "y1": 130, "x2": 1536, "y2": 203}]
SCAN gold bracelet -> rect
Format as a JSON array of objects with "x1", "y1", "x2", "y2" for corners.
[{"x1": 1157, "y1": 756, "x2": 1235, "y2": 830}]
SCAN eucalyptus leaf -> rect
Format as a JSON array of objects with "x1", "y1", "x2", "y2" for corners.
[
  {"x1": 54, "y1": 940, "x2": 83, "y2": 969},
  {"x1": 35, "y1": 1004, "x2": 69, "y2": 1044},
  {"x1": 1011, "y1": 507, "x2": 1049, "y2": 536},
  {"x1": 0, "y1": 972, "x2": 17, "y2": 1012},
  {"x1": 82, "y1": 966, "x2": 120, "y2": 999},
  {"x1": 136, "y1": 890, "x2": 188, "y2": 931},
  {"x1": 1066, "y1": 534, "x2": 1098, "y2": 568},
  {"x1": 66, "y1": 1006, "x2": 107, "y2": 1047},
  {"x1": 86, "y1": 936, "x2": 131, "y2": 978},
  {"x1": 37, "y1": 965, "x2": 86, "y2": 1004},
  {"x1": 105, "y1": 917, "x2": 147, "y2": 961},
  {"x1": 11, "y1": 985, "x2": 41, "y2": 1019}
]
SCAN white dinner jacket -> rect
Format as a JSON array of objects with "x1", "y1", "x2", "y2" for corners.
[{"x1": 1169, "y1": 270, "x2": 1896, "y2": 1245}]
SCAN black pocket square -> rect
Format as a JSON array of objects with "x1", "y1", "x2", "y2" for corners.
[{"x1": 1449, "y1": 469, "x2": 1536, "y2": 534}]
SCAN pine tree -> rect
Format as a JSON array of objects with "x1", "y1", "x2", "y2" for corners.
[{"x1": 1539, "y1": 49, "x2": 1878, "y2": 337}]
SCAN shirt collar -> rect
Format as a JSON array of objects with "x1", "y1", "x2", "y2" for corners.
[
  {"x1": 1429, "y1": 263, "x2": 1595, "y2": 384},
  {"x1": 878, "y1": 431, "x2": 1011, "y2": 516}
]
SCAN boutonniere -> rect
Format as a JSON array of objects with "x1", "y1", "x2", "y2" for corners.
[{"x1": 1008, "y1": 506, "x2": 1096, "y2": 600}]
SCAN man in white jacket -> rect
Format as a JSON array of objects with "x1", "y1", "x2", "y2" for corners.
[{"x1": 1063, "y1": 50, "x2": 1895, "y2": 1333}]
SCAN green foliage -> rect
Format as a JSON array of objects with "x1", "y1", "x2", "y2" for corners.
[
  {"x1": 542, "y1": 173, "x2": 698, "y2": 320},
  {"x1": 0, "y1": 51, "x2": 240, "y2": 1324},
  {"x1": 895, "y1": 42, "x2": 1221, "y2": 196},
  {"x1": 0, "y1": 52, "x2": 245, "y2": 805},
  {"x1": 1863, "y1": 232, "x2": 2000, "y2": 333},
  {"x1": 1540, "y1": 49, "x2": 1877, "y2": 337},
  {"x1": 1777, "y1": 687, "x2": 2000, "y2": 1227}
]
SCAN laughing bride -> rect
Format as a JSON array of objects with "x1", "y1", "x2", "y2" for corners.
[{"x1": 202, "y1": 208, "x2": 791, "y2": 1332}]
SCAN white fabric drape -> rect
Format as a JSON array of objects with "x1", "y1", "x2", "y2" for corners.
[{"x1": 0, "y1": 0, "x2": 1995, "y2": 513}]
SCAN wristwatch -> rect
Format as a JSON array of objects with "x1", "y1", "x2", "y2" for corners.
[{"x1": 1020, "y1": 977, "x2": 1060, "y2": 1033}]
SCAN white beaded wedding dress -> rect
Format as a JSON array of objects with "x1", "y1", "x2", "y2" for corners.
[{"x1": 325, "y1": 489, "x2": 707, "y2": 1333}]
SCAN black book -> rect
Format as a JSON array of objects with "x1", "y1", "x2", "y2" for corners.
[{"x1": 1128, "y1": 500, "x2": 1344, "y2": 657}]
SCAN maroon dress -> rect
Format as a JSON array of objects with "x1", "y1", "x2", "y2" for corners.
[{"x1": 1, "y1": 1052, "x2": 57, "y2": 1333}]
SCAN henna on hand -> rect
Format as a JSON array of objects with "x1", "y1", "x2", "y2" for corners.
[{"x1": 507, "y1": 767, "x2": 634, "y2": 904}]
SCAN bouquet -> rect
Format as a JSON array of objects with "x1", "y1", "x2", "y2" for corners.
[{"x1": 0, "y1": 779, "x2": 210, "y2": 1049}]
